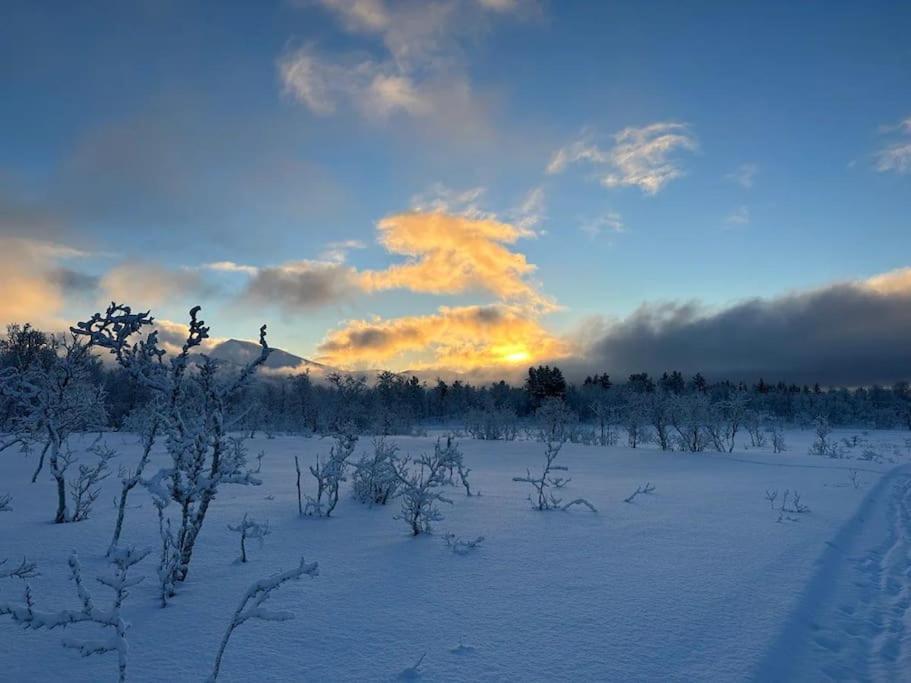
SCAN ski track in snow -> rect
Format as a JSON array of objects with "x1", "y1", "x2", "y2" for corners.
[{"x1": 754, "y1": 464, "x2": 911, "y2": 682}]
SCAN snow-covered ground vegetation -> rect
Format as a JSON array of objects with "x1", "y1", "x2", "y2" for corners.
[{"x1": 3, "y1": 427, "x2": 910, "y2": 680}]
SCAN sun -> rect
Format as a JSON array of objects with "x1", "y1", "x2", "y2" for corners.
[{"x1": 502, "y1": 349, "x2": 531, "y2": 364}]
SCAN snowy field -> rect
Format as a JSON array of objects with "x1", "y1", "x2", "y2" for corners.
[{"x1": 2, "y1": 429, "x2": 910, "y2": 681}]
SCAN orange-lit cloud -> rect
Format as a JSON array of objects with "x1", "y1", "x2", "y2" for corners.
[
  {"x1": 0, "y1": 238, "x2": 89, "y2": 329},
  {"x1": 317, "y1": 304, "x2": 569, "y2": 370},
  {"x1": 358, "y1": 211, "x2": 555, "y2": 310}
]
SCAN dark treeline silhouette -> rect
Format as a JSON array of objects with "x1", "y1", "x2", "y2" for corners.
[{"x1": 2, "y1": 324, "x2": 910, "y2": 439}]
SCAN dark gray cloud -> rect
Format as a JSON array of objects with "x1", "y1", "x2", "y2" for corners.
[
  {"x1": 242, "y1": 262, "x2": 357, "y2": 312},
  {"x1": 571, "y1": 281, "x2": 911, "y2": 386},
  {"x1": 48, "y1": 267, "x2": 99, "y2": 293}
]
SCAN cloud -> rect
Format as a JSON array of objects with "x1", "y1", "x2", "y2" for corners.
[
  {"x1": 358, "y1": 211, "x2": 554, "y2": 309},
  {"x1": 512, "y1": 186, "x2": 546, "y2": 230},
  {"x1": 547, "y1": 122, "x2": 697, "y2": 194},
  {"x1": 725, "y1": 163, "x2": 758, "y2": 188},
  {"x1": 241, "y1": 260, "x2": 360, "y2": 312},
  {"x1": 317, "y1": 303, "x2": 569, "y2": 370},
  {"x1": 580, "y1": 212, "x2": 624, "y2": 238},
  {"x1": 724, "y1": 206, "x2": 750, "y2": 226},
  {"x1": 0, "y1": 237, "x2": 95, "y2": 329},
  {"x1": 572, "y1": 270, "x2": 911, "y2": 386},
  {"x1": 280, "y1": 0, "x2": 530, "y2": 125},
  {"x1": 99, "y1": 262, "x2": 211, "y2": 309},
  {"x1": 874, "y1": 116, "x2": 911, "y2": 174}
]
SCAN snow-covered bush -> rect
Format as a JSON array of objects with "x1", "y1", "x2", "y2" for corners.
[
  {"x1": 435, "y1": 435, "x2": 473, "y2": 496},
  {"x1": 227, "y1": 513, "x2": 270, "y2": 564},
  {"x1": 352, "y1": 436, "x2": 400, "y2": 505},
  {"x1": 208, "y1": 557, "x2": 319, "y2": 682},
  {"x1": 535, "y1": 397, "x2": 576, "y2": 444},
  {"x1": 0, "y1": 547, "x2": 148, "y2": 683},
  {"x1": 0, "y1": 334, "x2": 106, "y2": 522},
  {"x1": 512, "y1": 439, "x2": 596, "y2": 512},
  {"x1": 767, "y1": 420, "x2": 787, "y2": 453},
  {"x1": 808, "y1": 416, "x2": 840, "y2": 457},
  {"x1": 0, "y1": 493, "x2": 11, "y2": 512},
  {"x1": 465, "y1": 407, "x2": 517, "y2": 440},
  {"x1": 68, "y1": 441, "x2": 115, "y2": 523},
  {"x1": 645, "y1": 393, "x2": 673, "y2": 451},
  {"x1": 623, "y1": 401, "x2": 648, "y2": 448},
  {"x1": 705, "y1": 394, "x2": 747, "y2": 453},
  {"x1": 744, "y1": 409, "x2": 767, "y2": 447},
  {"x1": 671, "y1": 394, "x2": 711, "y2": 452},
  {"x1": 73, "y1": 303, "x2": 271, "y2": 585},
  {"x1": 303, "y1": 425, "x2": 358, "y2": 517},
  {"x1": 623, "y1": 482, "x2": 655, "y2": 503},
  {"x1": 442, "y1": 533, "x2": 485, "y2": 555},
  {"x1": 393, "y1": 448, "x2": 454, "y2": 535},
  {"x1": 0, "y1": 557, "x2": 38, "y2": 580}
]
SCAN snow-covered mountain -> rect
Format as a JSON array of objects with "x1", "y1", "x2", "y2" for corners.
[{"x1": 208, "y1": 338, "x2": 330, "y2": 375}]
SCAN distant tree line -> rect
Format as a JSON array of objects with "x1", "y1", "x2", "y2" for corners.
[{"x1": 2, "y1": 323, "x2": 910, "y2": 439}]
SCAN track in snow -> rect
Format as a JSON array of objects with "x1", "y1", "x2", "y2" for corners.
[{"x1": 755, "y1": 465, "x2": 911, "y2": 681}]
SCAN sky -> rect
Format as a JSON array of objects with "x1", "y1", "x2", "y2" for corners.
[{"x1": 1, "y1": 0, "x2": 910, "y2": 383}]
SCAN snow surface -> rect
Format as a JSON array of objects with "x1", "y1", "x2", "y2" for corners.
[{"x1": 1, "y1": 429, "x2": 910, "y2": 681}]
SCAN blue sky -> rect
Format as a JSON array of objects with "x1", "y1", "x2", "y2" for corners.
[{"x1": 1, "y1": 1, "x2": 909, "y2": 375}]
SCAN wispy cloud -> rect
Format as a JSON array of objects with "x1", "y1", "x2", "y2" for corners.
[
  {"x1": 874, "y1": 115, "x2": 911, "y2": 174},
  {"x1": 547, "y1": 122, "x2": 697, "y2": 195},
  {"x1": 280, "y1": 0, "x2": 531, "y2": 123},
  {"x1": 725, "y1": 163, "x2": 758, "y2": 188},
  {"x1": 580, "y1": 212, "x2": 624, "y2": 238},
  {"x1": 724, "y1": 205, "x2": 750, "y2": 227}
]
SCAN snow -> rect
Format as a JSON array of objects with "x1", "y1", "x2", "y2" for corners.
[{"x1": 1, "y1": 428, "x2": 910, "y2": 681}]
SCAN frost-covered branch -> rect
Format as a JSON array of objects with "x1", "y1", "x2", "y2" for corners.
[
  {"x1": 208, "y1": 557, "x2": 319, "y2": 682},
  {"x1": 0, "y1": 547, "x2": 148, "y2": 683},
  {"x1": 227, "y1": 513, "x2": 270, "y2": 563},
  {"x1": 623, "y1": 482, "x2": 656, "y2": 503}
]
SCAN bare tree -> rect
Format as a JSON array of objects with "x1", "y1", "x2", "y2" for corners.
[
  {"x1": 73, "y1": 303, "x2": 272, "y2": 585},
  {"x1": 0, "y1": 335, "x2": 106, "y2": 522},
  {"x1": 352, "y1": 436, "x2": 400, "y2": 505}
]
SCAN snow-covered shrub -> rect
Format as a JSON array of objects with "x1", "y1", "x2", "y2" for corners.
[
  {"x1": 73, "y1": 303, "x2": 271, "y2": 585},
  {"x1": 0, "y1": 547, "x2": 148, "y2": 683},
  {"x1": 590, "y1": 398, "x2": 619, "y2": 446},
  {"x1": 303, "y1": 425, "x2": 358, "y2": 517},
  {"x1": 68, "y1": 441, "x2": 115, "y2": 523},
  {"x1": 352, "y1": 436, "x2": 400, "y2": 505},
  {"x1": 0, "y1": 493, "x2": 11, "y2": 512},
  {"x1": 744, "y1": 409, "x2": 767, "y2": 447},
  {"x1": 227, "y1": 513, "x2": 270, "y2": 564},
  {"x1": 0, "y1": 334, "x2": 106, "y2": 522},
  {"x1": 808, "y1": 416, "x2": 840, "y2": 457},
  {"x1": 705, "y1": 394, "x2": 747, "y2": 453},
  {"x1": 764, "y1": 488, "x2": 778, "y2": 509},
  {"x1": 623, "y1": 482, "x2": 655, "y2": 503},
  {"x1": 535, "y1": 397, "x2": 576, "y2": 444},
  {"x1": 435, "y1": 435, "x2": 473, "y2": 496},
  {"x1": 208, "y1": 557, "x2": 319, "y2": 682},
  {"x1": 393, "y1": 448, "x2": 454, "y2": 535},
  {"x1": 780, "y1": 489, "x2": 810, "y2": 514},
  {"x1": 671, "y1": 394, "x2": 711, "y2": 452},
  {"x1": 442, "y1": 533, "x2": 485, "y2": 555},
  {"x1": 512, "y1": 439, "x2": 597, "y2": 513},
  {"x1": 645, "y1": 393, "x2": 673, "y2": 451},
  {"x1": 767, "y1": 420, "x2": 787, "y2": 453},
  {"x1": 0, "y1": 557, "x2": 38, "y2": 580},
  {"x1": 465, "y1": 407, "x2": 517, "y2": 440},
  {"x1": 623, "y1": 402, "x2": 648, "y2": 448}
]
